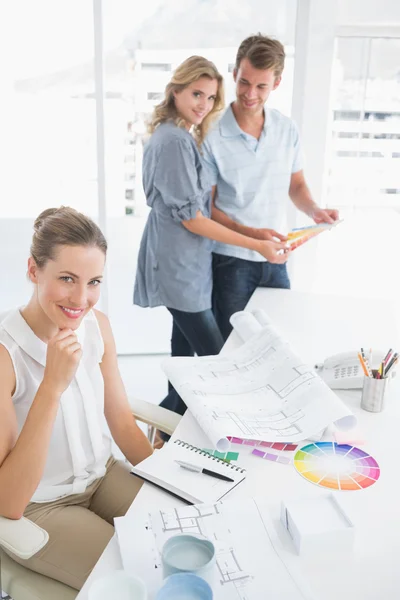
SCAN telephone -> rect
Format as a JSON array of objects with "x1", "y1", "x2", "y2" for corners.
[{"x1": 315, "y1": 350, "x2": 386, "y2": 390}]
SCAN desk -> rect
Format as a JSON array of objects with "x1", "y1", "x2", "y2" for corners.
[{"x1": 78, "y1": 289, "x2": 400, "y2": 600}]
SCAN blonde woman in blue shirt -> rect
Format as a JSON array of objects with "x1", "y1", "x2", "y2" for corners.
[{"x1": 134, "y1": 56, "x2": 288, "y2": 419}]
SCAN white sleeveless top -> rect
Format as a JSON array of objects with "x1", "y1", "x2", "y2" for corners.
[{"x1": 0, "y1": 309, "x2": 111, "y2": 503}]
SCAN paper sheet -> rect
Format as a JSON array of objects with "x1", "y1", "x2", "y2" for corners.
[
  {"x1": 115, "y1": 496, "x2": 315, "y2": 600},
  {"x1": 163, "y1": 311, "x2": 356, "y2": 451}
]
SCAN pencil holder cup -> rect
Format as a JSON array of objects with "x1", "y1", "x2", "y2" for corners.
[
  {"x1": 361, "y1": 372, "x2": 389, "y2": 413},
  {"x1": 161, "y1": 534, "x2": 216, "y2": 587}
]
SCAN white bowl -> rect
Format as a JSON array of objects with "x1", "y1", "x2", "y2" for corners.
[{"x1": 88, "y1": 570, "x2": 147, "y2": 600}]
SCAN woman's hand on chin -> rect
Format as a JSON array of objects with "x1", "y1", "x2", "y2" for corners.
[{"x1": 42, "y1": 329, "x2": 82, "y2": 395}]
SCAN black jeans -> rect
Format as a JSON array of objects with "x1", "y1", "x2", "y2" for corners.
[
  {"x1": 212, "y1": 253, "x2": 290, "y2": 341},
  {"x1": 160, "y1": 307, "x2": 224, "y2": 417}
]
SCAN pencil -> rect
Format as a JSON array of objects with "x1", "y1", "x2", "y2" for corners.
[
  {"x1": 379, "y1": 362, "x2": 385, "y2": 379},
  {"x1": 383, "y1": 348, "x2": 393, "y2": 365},
  {"x1": 384, "y1": 353, "x2": 398, "y2": 376},
  {"x1": 386, "y1": 357, "x2": 398, "y2": 377},
  {"x1": 358, "y1": 353, "x2": 370, "y2": 377},
  {"x1": 361, "y1": 348, "x2": 373, "y2": 377}
]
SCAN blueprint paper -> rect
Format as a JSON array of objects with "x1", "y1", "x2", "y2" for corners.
[
  {"x1": 163, "y1": 311, "x2": 356, "y2": 451},
  {"x1": 230, "y1": 309, "x2": 284, "y2": 343},
  {"x1": 230, "y1": 310, "x2": 263, "y2": 342},
  {"x1": 115, "y1": 496, "x2": 315, "y2": 600}
]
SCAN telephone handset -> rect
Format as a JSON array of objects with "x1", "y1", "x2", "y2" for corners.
[{"x1": 315, "y1": 350, "x2": 386, "y2": 390}]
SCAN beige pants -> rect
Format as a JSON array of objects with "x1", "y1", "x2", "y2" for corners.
[{"x1": 7, "y1": 458, "x2": 142, "y2": 590}]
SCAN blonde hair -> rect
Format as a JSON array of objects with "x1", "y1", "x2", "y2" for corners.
[
  {"x1": 31, "y1": 207, "x2": 107, "y2": 268},
  {"x1": 148, "y1": 56, "x2": 224, "y2": 146}
]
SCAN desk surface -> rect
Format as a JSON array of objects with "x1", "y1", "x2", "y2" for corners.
[{"x1": 78, "y1": 289, "x2": 400, "y2": 600}]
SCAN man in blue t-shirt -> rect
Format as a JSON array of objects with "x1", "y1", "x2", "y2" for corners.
[{"x1": 203, "y1": 34, "x2": 339, "y2": 340}]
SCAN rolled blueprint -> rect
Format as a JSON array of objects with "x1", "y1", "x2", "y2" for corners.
[
  {"x1": 164, "y1": 311, "x2": 356, "y2": 451},
  {"x1": 229, "y1": 311, "x2": 263, "y2": 343}
]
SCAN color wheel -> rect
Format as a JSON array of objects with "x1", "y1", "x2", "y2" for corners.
[{"x1": 293, "y1": 442, "x2": 380, "y2": 490}]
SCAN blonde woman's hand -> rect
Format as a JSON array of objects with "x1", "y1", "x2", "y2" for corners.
[
  {"x1": 256, "y1": 240, "x2": 290, "y2": 263},
  {"x1": 254, "y1": 228, "x2": 288, "y2": 242},
  {"x1": 43, "y1": 329, "x2": 82, "y2": 395}
]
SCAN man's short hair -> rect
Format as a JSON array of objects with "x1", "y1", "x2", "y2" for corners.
[{"x1": 235, "y1": 34, "x2": 285, "y2": 78}]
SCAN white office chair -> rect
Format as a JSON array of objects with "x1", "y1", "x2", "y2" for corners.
[{"x1": 0, "y1": 398, "x2": 181, "y2": 600}]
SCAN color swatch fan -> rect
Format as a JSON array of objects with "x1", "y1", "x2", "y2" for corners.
[
  {"x1": 287, "y1": 221, "x2": 342, "y2": 251},
  {"x1": 293, "y1": 442, "x2": 380, "y2": 490}
]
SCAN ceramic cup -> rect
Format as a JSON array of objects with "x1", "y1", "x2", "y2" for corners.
[
  {"x1": 161, "y1": 534, "x2": 216, "y2": 587},
  {"x1": 155, "y1": 572, "x2": 213, "y2": 600}
]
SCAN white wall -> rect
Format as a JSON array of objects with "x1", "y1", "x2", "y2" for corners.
[{"x1": 0, "y1": 221, "x2": 32, "y2": 312}]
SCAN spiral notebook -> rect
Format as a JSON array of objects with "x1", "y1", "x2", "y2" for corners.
[{"x1": 131, "y1": 439, "x2": 246, "y2": 504}]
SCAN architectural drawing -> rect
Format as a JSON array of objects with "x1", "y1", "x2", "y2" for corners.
[
  {"x1": 115, "y1": 496, "x2": 313, "y2": 600},
  {"x1": 209, "y1": 408, "x2": 305, "y2": 438},
  {"x1": 148, "y1": 504, "x2": 253, "y2": 598},
  {"x1": 163, "y1": 312, "x2": 355, "y2": 450}
]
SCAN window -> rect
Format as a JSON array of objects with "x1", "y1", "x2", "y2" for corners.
[
  {"x1": 141, "y1": 63, "x2": 171, "y2": 71},
  {"x1": 306, "y1": 34, "x2": 400, "y2": 302},
  {"x1": 326, "y1": 37, "x2": 400, "y2": 208},
  {"x1": 147, "y1": 92, "x2": 164, "y2": 101},
  {"x1": 0, "y1": 1, "x2": 96, "y2": 311},
  {"x1": 102, "y1": 0, "x2": 297, "y2": 353}
]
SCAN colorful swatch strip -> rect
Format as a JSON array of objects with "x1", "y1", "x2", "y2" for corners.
[
  {"x1": 227, "y1": 436, "x2": 298, "y2": 452},
  {"x1": 287, "y1": 227, "x2": 324, "y2": 250},
  {"x1": 293, "y1": 442, "x2": 380, "y2": 491},
  {"x1": 202, "y1": 449, "x2": 239, "y2": 463},
  {"x1": 287, "y1": 221, "x2": 341, "y2": 251},
  {"x1": 252, "y1": 448, "x2": 291, "y2": 465}
]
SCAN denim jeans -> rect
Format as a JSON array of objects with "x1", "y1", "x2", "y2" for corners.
[
  {"x1": 212, "y1": 253, "x2": 290, "y2": 341},
  {"x1": 160, "y1": 307, "x2": 224, "y2": 418}
]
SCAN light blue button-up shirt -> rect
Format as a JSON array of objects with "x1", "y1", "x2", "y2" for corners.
[{"x1": 202, "y1": 105, "x2": 303, "y2": 262}]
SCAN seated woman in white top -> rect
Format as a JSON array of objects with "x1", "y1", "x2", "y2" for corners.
[{"x1": 0, "y1": 206, "x2": 153, "y2": 590}]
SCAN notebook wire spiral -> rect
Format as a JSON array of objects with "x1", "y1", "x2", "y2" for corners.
[{"x1": 174, "y1": 439, "x2": 246, "y2": 473}]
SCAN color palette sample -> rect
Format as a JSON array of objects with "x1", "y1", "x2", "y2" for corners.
[
  {"x1": 293, "y1": 442, "x2": 380, "y2": 491},
  {"x1": 287, "y1": 221, "x2": 342, "y2": 251},
  {"x1": 203, "y1": 449, "x2": 239, "y2": 463},
  {"x1": 259, "y1": 441, "x2": 298, "y2": 451},
  {"x1": 252, "y1": 448, "x2": 291, "y2": 465},
  {"x1": 227, "y1": 436, "x2": 259, "y2": 447},
  {"x1": 227, "y1": 436, "x2": 298, "y2": 452},
  {"x1": 287, "y1": 226, "x2": 325, "y2": 250}
]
